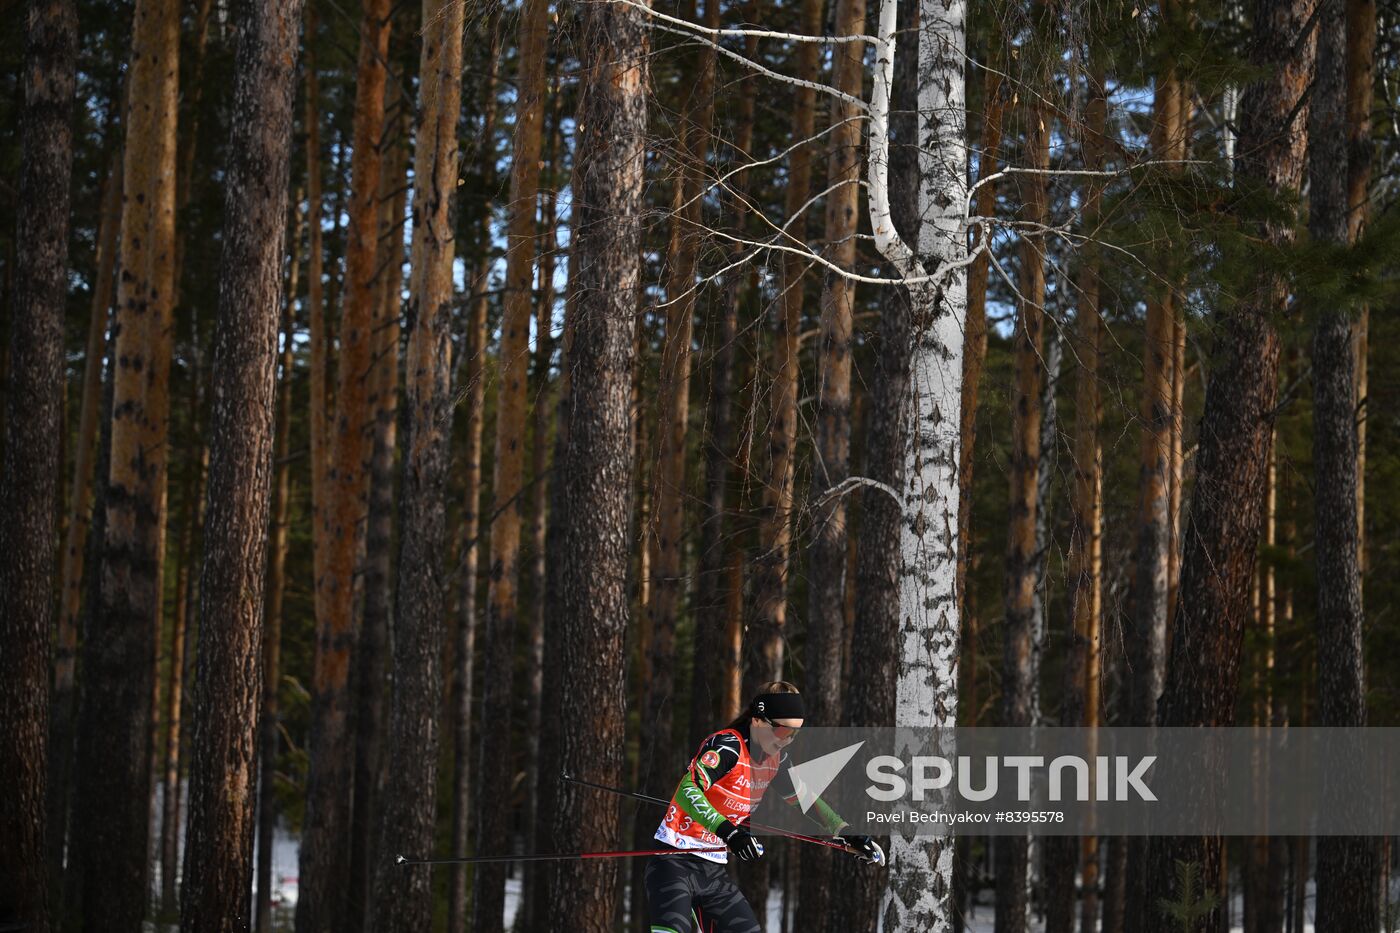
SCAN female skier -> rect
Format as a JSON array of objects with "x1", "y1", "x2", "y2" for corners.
[{"x1": 646, "y1": 681, "x2": 884, "y2": 932}]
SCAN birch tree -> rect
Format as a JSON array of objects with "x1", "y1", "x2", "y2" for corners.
[{"x1": 869, "y1": 0, "x2": 969, "y2": 923}]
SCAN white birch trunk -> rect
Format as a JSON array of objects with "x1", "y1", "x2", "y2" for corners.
[{"x1": 868, "y1": 0, "x2": 967, "y2": 926}]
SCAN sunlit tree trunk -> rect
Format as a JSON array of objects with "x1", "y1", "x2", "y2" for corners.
[
  {"x1": 369, "y1": 2, "x2": 463, "y2": 925},
  {"x1": 256, "y1": 200, "x2": 303, "y2": 933},
  {"x1": 0, "y1": 2, "x2": 75, "y2": 929},
  {"x1": 745, "y1": 0, "x2": 826, "y2": 694},
  {"x1": 521, "y1": 109, "x2": 562, "y2": 932},
  {"x1": 544, "y1": 0, "x2": 649, "y2": 923},
  {"x1": 996, "y1": 60, "x2": 1049, "y2": 933},
  {"x1": 299, "y1": 1, "x2": 392, "y2": 927},
  {"x1": 179, "y1": 1, "x2": 302, "y2": 926},
  {"x1": 449, "y1": 17, "x2": 501, "y2": 931},
  {"x1": 349, "y1": 101, "x2": 408, "y2": 933},
  {"x1": 689, "y1": 16, "x2": 758, "y2": 749},
  {"x1": 1141, "y1": 0, "x2": 1312, "y2": 928},
  {"x1": 472, "y1": 0, "x2": 549, "y2": 921},
  {"x1": 1045, "y1": 63, "x2": 1106, "y2": 933},
  {"x1": 72, "y1": 0, "x2": 178, "y2": 923}
]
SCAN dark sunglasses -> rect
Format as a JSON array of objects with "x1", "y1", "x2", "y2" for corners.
[{"x1": 760, "y1": 717, "x2": 801, "y2": 739}]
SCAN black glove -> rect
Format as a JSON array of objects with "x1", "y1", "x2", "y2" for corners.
[
  {"x1": 715, "y1": 820, "x2": 764, "y2": 862},
  {"x1": 836, "y1": 833, "x2": 885, "y2": 865}
]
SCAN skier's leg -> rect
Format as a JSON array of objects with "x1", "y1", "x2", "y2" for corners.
[
  {"x1": 694, "y1": 870, "x2": 761, "y2": 933},
  {"x1": 645, "y1": 856, "x2": 703, "y2": 933}
]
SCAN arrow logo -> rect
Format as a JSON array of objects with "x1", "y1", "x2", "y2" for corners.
[{"x1": 788, "y1": 741, "x2": 865, "y2": 813}]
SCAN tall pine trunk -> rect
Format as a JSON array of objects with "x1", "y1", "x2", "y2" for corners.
[
  {"x1": 996, "y1": 63, "x2": 1049, "y2": 933},
  {"x1": 72, "y1": 0, "x2": 179, "y2": 923},
  {"x1": 544, "y1": 0, "x2": 649, "y2": 923},
  {"x1": 1141, "y1": 0, "x2": 1313, "y2": 929},
  {"x1": 299, "y1": 1, "x2": 392, "y2": 927},
  {"x1": 1045, "y1": 63, "x2": 1107, "y2": 933},
  {"x1": 689, "y1": 16, "x2": 756, "y2": 750},
  {"x1": 349, "y1": 102, "x2": 408, "y2": 933},
  {"x1": 745, "y1": 0, "x2": 826, "y2": 692},
  {"x1": 0, "y1": 2, "x2": 76, "y2": 930},
  {"x1": 449, "y1": 19, "x2": 501, "y2": 931},
  {"x1": 50, "y1": 148, "x2": 120, "y2": 884},
  {"x1": 1310, "y1": 0, "x2": 1379, "y2": 928},
  {"x1": 257, "y1": 212, "x2": 300, "y2": 933},
  {"x1": 370, "y1": 1, "x2": 463, "y2": 925},
  {"x1": 472, "y1": 0, "x2": 548, "y2": 920},
  {"x1": 179, "y1": 0, "x2": 302, "y2": 925}
]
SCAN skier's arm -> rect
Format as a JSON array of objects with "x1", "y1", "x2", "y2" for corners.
[
  {"x1": 776, "y1": 753, "x2": 849, "y2": 834},
  {"x1": 672, "y1": 732, "x2": 743, "y2": 832}
]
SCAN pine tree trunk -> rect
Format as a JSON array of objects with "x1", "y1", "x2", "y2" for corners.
[
  {"x1": 801, "y1": 0, "x2": 866, "y2": 923},
  {"x1": 996, "y1": 67, "x2": 1049, "y2": 933},
  {"x1": 745, "y1": 0, "x2": 826, "y2": 694},
  {"x1": 160, "y1": 433, "x2": 202, "y2": 916},
  {"x1": 72, "y1": 0, "x2": 179, "y2": 923},
  {"x1": 306, "y1": 2, "x2": 329, "y2": 568},
  {"x1": 472, "y1": 0, "x2": 548, "y2": 922},
  {"x1": 689, "y1": 18, "x2": 755, "y2": 751},
  {"x1": 350, "y1": 103, "x2": 407, "y2": 933},
  {"x1": 1310, "y1": 1, "x2": 1379, "y2": 929},
  {"x1": 179, "y1": 1, "x2": 302, "y2": 926},
  {"x1": 257, "y1": 202, "x2": 303, "y2": 933},
  {"x1": 520, "y1": 109, "x2": 561, "y2": 933},
  {"x1": 1141, "y1": 0, "x2": 1312, "y2": 928},
  {"x1": 1046, "y1": 66, "x2": 1106, "y2": 933},
  {"x1": 449, "y1": 19, "x2": 501, "y2": 931},
  {"x1": 368, "y1": 3, "x2": 463, "y2": 925},
  {"x1": 49, "y1": 142, "x2": 120, "y2": 886},
  {"x1": 544, "y1": 0, "x2": 648, "y2": 924},
  {"x1": 299, "y1": 1, "x2": 392, "y2": 928},
  {"x1": 0, "y1": 2, "x2": 75, "y2": 929}
]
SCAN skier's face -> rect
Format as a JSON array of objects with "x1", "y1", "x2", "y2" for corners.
[{"x1": 754, "y1": 717, "x2": 804, "y2": 754}]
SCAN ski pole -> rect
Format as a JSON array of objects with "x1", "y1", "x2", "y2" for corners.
[
  {"x1": 560, "y1": 771, "x2": 861, "y2": 857},
  {"x1": 395, "y1": 846, "x2": 727, "y2": 867}
]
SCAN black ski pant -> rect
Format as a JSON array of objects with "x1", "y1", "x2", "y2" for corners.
[{"x1": 644, "y1": 854, "x2": 761, "y2": 933}]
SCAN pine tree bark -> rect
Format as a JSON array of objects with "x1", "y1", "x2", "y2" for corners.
[
  {"x1": 72, "y1": 0, "x2": 178, "y2": 923},
  {"x1": 1045, "y1": 64, "x2": 1106, "y2": 933},
  {"x1": 448, "y1": 18, "x2": 501, "y2": 932},
  {"x1": 49, "y1": 141, "x2": 119, "y2": 889},
  {"x1": 800, "y1": 0, "x2": 867, "y2": 837},
  {"x1": 349, "y1": 102, "x2": 408, "y2": 933},
  {"x1": 689, "y1": 17, "x2": 757, "y2": 750},
  {"x1": 1310, "y1": 1, "x2": 1379, "y2": 929},
  {"x1": 256, "y1": 201, "x2": 303, "y2": 933},
  {"x1": 1141, "y1": 0, "x2": 1312, "y2": 928},
  {"x1": 0, "y1": 2, "x2": 75, "y2": 930},
  {"x1": 472, "y1": 0, "x2": 548, "y2": 921},
  {"x1": 306, "y1": 2, "x2": 329, "y2": 563},
  {"x1": 745, "y1": 0, "x2": 825, "y2": 695},
  {"x1": 160, "y1": 431, "x2": 202, "y2": 916},
  {"x1": 299, "y1": 1, "x2": 392, "y2": 928},
  {"x1": 996, "y1": 69, "x2": 1049, "y2": 933},
  {"x1": 544, "y1": 0, "x2": 648, "y2": 924},
  {"x1": 521, "y1": 114, "x2": 561, "y2": 931},
  {"x1": 179, "y1": 1, "x2": 303, "y2": 927},
  {"x1": 369, "y1": 2, "x2": 463, "y2": 925}
]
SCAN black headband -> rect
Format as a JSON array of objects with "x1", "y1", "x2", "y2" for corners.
[{"x1": 751, "y1": 692, "x2": 806, "y2": 721}]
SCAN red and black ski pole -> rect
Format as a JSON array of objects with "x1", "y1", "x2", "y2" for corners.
[
  {"x1": 395, "y1": 846, "x2": 726, "y2": 867},
  {"x1": 559, "y1": 771, "x2": 863, "y2": 857}
]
